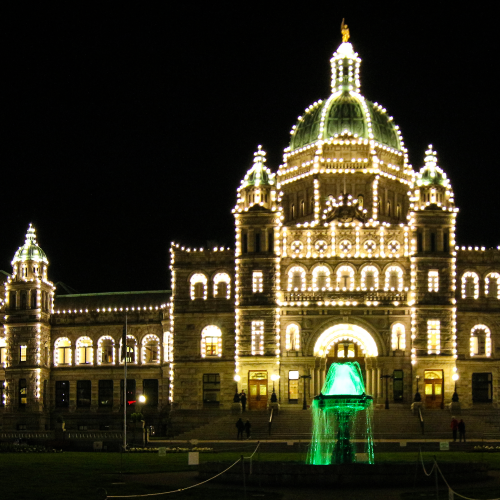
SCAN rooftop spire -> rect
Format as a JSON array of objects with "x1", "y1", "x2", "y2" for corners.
[
  {"x1": 25, "y1": 223, "x2": 37, "y2": 245},
  {"x1": 330, "y1": 24, "x2": 361, "y2": 94},
  {"x1": 341, "y1": 19, "x2": 350, "y2": 42}
]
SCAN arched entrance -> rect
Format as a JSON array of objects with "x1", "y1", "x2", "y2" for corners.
[{"x1": 312, "y1": 324, "x2": 379, "y2": 397}]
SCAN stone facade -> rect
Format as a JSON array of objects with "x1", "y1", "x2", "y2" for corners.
[{"x1": 0, "y1": 39, "x2": 499, "y2": 432}]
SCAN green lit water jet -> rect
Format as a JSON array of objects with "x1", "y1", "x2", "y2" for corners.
[{"x1": 307, "y1": 362, "x2": 374, "y2": 465}]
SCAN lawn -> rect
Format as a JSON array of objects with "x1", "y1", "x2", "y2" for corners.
[{"x1": 0, "y1": 450, "x2": 498, "y2": 500}]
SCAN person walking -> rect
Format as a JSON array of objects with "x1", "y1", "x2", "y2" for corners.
[
  {"x1": 240, "y1": 391, "x2": 247, "y2": 412},
  {"x1": 451, "y1": 416, "x2": 459, "y2": 442},
  {"x1": 244, "y1": 419, "x2": 251, "y2": 439},
  {"x1": 458, "y1": 419, "x2": 466, "y2": 443},
  {"x1": 236, "y1": 418, "x2": 244, "y2": 440}
]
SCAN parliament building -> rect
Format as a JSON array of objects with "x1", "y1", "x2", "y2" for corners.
[{"x1": 1, "y1": 36, "x2": 499, "y2": 433}]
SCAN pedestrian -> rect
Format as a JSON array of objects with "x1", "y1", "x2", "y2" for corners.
[
  {"x1": 458, "y1": 419, "x2": 466, "y2": 442},
  {"x1": 244, "y1": 419, "x2": 251, "y2": 439},
  {"x1": 236, "y1": 418, "x2": 244, "y2": 440},
  {"x1": 240, "y1": 390, "x2": 247, "y2": 412},
  {"x1": 451, "y1": 416, "x2": 459, "y2": 442}
]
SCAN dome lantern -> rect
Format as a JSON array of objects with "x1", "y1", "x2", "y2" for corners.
[{"x1": 12, "y1": 224, "x2": 49, "y2": 280}]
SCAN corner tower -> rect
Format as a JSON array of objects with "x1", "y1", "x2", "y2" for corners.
[{"x1": 3, "y1": 224, "x2": 55, "y2": 430}]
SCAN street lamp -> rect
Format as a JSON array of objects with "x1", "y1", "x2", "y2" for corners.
[
  {"x1": 380, "y1": 374, "x2": 393, "y2": 409},
  {"x1": 300, "y1": 374, "x2": 311, "y2": 410},
  {"x1": 452, "y1": 372, "x2": 459, "y2": 402},
  {"x1": 271, "y1": 374, "x2": 279, "y2": 403},
  {"x1": 414, "y1": 375, "x2": 421, "y2": 402}
]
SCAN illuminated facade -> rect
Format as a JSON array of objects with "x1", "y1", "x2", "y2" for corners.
[{"x1": 1, "y1": 38, "x2": 499, "y2": 432}]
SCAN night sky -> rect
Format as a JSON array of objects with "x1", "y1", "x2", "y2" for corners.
[{"x1": 3, "y1": 5, "x2": 499, "y2": 294}]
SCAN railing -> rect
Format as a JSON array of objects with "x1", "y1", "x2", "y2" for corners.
[
  {"x1": 418, "y1": 406, "x2": 424, "y2": 435},
  {"x1": 268, "y1": 408, "x2": 274, "y2": 436},
  {"x1": 0, "y1": 430, "x2": 123, "y2": 440},
  {"x1": 283, "y1": 291, "x2": 406, "y2": 303}
]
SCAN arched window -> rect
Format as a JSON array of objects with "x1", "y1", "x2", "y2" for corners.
[
  {"x1": 76, "y1": 337, "x2": 93, "y2": 365},
  {"x1": 391, "y1": 323, "x2": 406, "y2": 350},
  {"x1": 461, "y1": 272, "x2": 479, "y2": 299},
  {"x1": 201, "y1": 326, "x2": 222, "y2": 358},
  {"x1": 361, "y1": 265, "x2": 379, "y2": 290},
  {"x1": 190, "y1": 274, "x2": 207, "y2": 300},
  {"x1": 287, "y1": 266, "x2": 306, "y2": 291},
  {"x1": 312, "y1": 265, "x2": 330, "y2": 290},
  {"x1": 54, "y1": 338, "x2": 72, "y2": 366},
  {"x1": 285, "y1": 324, "x2": 300, "y2": 351},
  {"x1": 470, "y1": 325, "x2": 491, "y2": 357},
  {"x1": 213, "y1": 273, "x2": 231, "y2": 299},
  {"x1": 385, "y1": 265, "x2": 404, "y2": 291},
  {"x1": 98, "y1": 336, "x2": 115, "y2": 365},
  {"x1": 336, "y1": 265, "x2": 354, "y2": 290},
  {"x1": 163, "y1": 332, "x2": 172, "y2": 362},
  {"x1": 485, "y1": 272, "x2": 500, "y2": 299},
  {"x1": 120, "y1": 335, "x2": 138, "y2": 364},
  {"x1": 142, "y1": 334, "x2": 160, "y2": 364}
]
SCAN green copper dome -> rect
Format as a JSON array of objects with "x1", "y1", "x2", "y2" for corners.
[
  {"x1": 290, "y1": 93, "x2": 401, "y2": 151},
  {"x1": 12, "y1": 224, "x2": 49, "y2": 265},
  {"x1": 416, "y1": 146, "x2": 451, "y2": 189},
  {"x1": 289, "y1": 41, "x2": 402, "y2": 152}
]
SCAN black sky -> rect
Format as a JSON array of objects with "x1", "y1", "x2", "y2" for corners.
[{"x1": 3, "y1": 5, "x2": 499, "y2": 293}]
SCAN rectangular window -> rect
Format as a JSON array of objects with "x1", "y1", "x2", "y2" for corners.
[
  {"x1": 31, "y1": 290, "x2": 37, "y2": 309},
  {"x1": 472, "y1": 373, "x2": 492, "y2": 403},
  {"x1": 0, "y1": 381, "x2": 5, "y2": 407},
  {"x1": 120, "y1": 379, "x2": 136, "y2": 406},
  {"x1": 0, "y1": 346, "x2": 6, "y2": 365},
  {"x1": 268, "y1": 229, "x2": 274, "y2": 253},
  {"x1": 288, "y1": 370, "x2": 299, "y2": 403},
  {"x1": 77, "y1": 380, "x2": 91, "y2": 407},
  {"x1": 427, "y1": 320, "x2": 440, "y2": 354},
  {"x1": 20, "y1": 345, "x2": 27, "y2": 362},
  {"x1": 393, "y1": 370, "x2": 403, "y2": 401},
  {"x1": 255, "y1": 232, "x2": 261, "y2": 253},
  {"x1": 428, "y1": 270, "x2": 439, "y2": 292},
  {"x1": 143, "y1": 379, "x2": 159, "y2": 406},
  {"x1": 252, "y1": 271, "x2": 263, "y2": 293},
  {"x1": 203, "y1": 373, "x2": 220, "y2": 407},
  {"x1": 98, "y1": 380, "x2": 113, "y2": 407},
  {"x1": 55, "y1": 381, "x2": 70, "y2": 408},
  {"x1": 251, "y1": 320, "x2": 264, "y2": 356}
]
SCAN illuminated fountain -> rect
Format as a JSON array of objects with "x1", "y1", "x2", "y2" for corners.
[{"x1": 307, "y1": 362, "x2": 374, "y2": 465}]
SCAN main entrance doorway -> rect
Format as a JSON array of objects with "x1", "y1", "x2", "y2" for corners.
[
  {"x1": 248, "y1": 371, "x2": 268, "y2": 410},
  {"x1": 424, "y1": 370, "x2": 443, "y2": 409}
]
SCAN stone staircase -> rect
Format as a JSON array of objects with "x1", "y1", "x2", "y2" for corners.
[{"x1": 171, "y1": 406, "x2": 500, "y2": 441}]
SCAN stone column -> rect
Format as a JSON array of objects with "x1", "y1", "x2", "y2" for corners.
[{"x1": 377, "y1": 368, "x2": 382, "y2": 399}]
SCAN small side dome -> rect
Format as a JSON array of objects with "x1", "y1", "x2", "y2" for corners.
[
  {"x1": 241, "y1": 146, "x2": 275, "y2": 188},
  {"x1": 415, "y1": 146, "x2": 451, "y2": 188},
  {"x1": 12, "y1": 224, "x2": 49, "y2": 265}
]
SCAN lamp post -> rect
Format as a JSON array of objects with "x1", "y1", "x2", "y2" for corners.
[
  {"x1": 380, "y1": 374, "x2": 393, "y2": 409},
  {"x1": 300, "y1": 374, "x2": 311, "y2": 410},
  {"x1": 414, "y1": 375, "x2": 421, "y2": 402},
  {"x1": 271, "y1": 374, "x2": 279, "y2": 403},
  {"x1": 452, "y1": 372, "x2": 459, "y2": 402}
]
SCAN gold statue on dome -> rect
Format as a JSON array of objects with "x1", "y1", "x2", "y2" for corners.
[{"x1": 341, "y1": 19, "x2": 350, "y2": 42}]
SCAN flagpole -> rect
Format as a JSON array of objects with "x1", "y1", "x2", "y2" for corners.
[{"x1": 123, "y1": 313, "x2": 127, "y2": 451}]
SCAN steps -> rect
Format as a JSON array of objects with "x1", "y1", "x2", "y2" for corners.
[{"x1": 170, "y1": 407, "x2": 500, "y2": 441}]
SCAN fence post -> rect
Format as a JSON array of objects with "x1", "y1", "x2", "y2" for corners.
[{"x1": 241, "y1": 455, "x2": 247, "y2": 500}]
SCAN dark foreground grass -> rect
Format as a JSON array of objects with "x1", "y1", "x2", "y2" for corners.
[{"x1": 0, "y1": 450, "x2": 498, "y2": 500}]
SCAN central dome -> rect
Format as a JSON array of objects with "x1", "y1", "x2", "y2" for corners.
[{"x1": 289, "y1": 42, "x2": 403, "y2": 153}]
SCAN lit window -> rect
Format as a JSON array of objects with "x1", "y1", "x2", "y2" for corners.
[
  {"x1": 288, "y1": 266, "x2": 306, "y2": 291},
  {"x1": 485, "y1": 272, "x2": 500, "y2": 299},
  {"x1": 470, "y1": 325, "x2": 491, "y2": 357},
  {"x1": 201, "y1": 326, "x2": 222, "y2": 358},
  {"x1": 428, "y1": 270, "x2": 439, "y2": 292},
  {"x1": 461, "y1": 272, "x2": 479, "y2": 299},
  {"x1": 76, "y1": 337, "x2": 93, "y2": 365},
  {"x1": 98, "y1": 336, "x2": 114, "y2": 365},
  {"x1": 19, "y1": 378, "x2": 27, "y2": 406},
  {"x1": 54, "y1": 338, "x2": 72, "y2": 366},
  {"x1": 336, "y1": 265, "x2": 354, "y2": 290},
  {"x1": 285, "y1": 324, "x2": 300, "y2": 351},
  {"x1": 391, "y1": 323, "x2": 405, "y2": 350},
  {"x1": 252, "y1": 271, "x2": 263, "y2": 293},
  {"x1": 427, "y1": 320, "x2": 440, "y2": 354},
  {"x1": 120, "y1": 336, "x2": 137, "y2": 364},
  {"x1": 142, "y1": 334, "x2": 160, "y2": 363},
  {"x1": 312, "y1": 265, "x2": 330, "y2": 290},
  {"x1": 190, "y1": 274, "x2": 207, "y2": 300},
  {"x1": 0, "y1": 338, "x2": 6, "y2": 366},
  {"x1": 251, "y1": 320, "x2": 264, "y2": 356},
  {"x1": 20, "y1": 345, "x2": 27, "y2": 362},
  {"x1": 385, "y1": 265, "x2": 404, "y2": 291},
  {"x1": 361, "y1": 265, "x2": 379, "y2": 290},
  {"x1": 213, "y1": 273, "x2": 231, "y2": 299}
]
